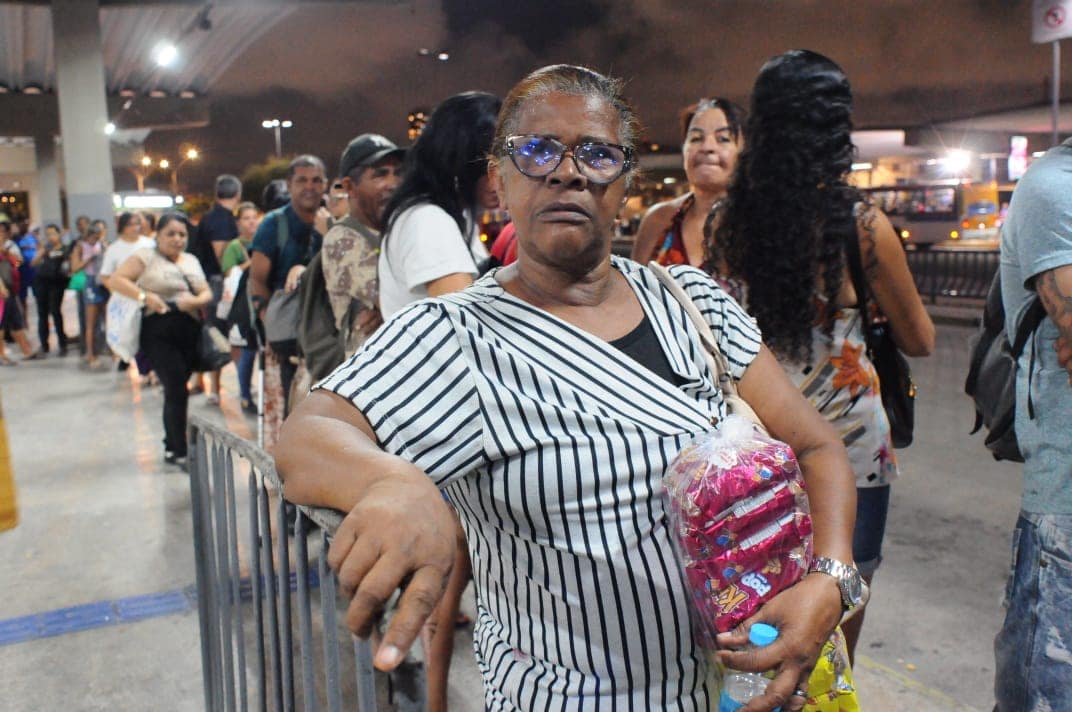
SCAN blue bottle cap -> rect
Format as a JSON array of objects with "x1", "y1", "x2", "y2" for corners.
[{"x1": 748, "y1": 623, "x2": 779, "y2": 647}]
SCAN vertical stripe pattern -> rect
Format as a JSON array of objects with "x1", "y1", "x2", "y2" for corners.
[{"x1": 318, "y1": 257, "x2": 761, "y2": 710}]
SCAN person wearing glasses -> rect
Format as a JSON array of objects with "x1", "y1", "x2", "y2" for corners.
[
  {"x1": 276, "y1": 65, "x2": 855, "y2": 711},
  {"x1": 631, "y1": 97, "x2": 745, "y2": 268}
]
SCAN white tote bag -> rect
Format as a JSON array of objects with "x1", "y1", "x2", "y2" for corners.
[{"x1": 105, "y1": 294, "x2": 142, "y2": 362}]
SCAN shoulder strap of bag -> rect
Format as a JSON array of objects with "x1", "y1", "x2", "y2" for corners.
[
  {"x1": 843, "y1": 218, "x2": 876, "y2": 358},
  {"x1": 274, "y1": 207, "x2": 291, "y2": 260},
  {"x1": 648, "y1": 261, "x2": 766, "y2": 431}
]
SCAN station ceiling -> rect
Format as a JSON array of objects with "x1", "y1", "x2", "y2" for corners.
[{"x1": 1, "y1": 0, "x2": 1070, "y2": 189}]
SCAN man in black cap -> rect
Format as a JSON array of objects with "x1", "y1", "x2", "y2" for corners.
[{"x1": 298, "y1": 134, "x2": 404, "y2": 382}]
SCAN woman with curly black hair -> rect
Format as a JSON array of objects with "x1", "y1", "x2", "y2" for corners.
[{"x1": 707, "y1": 49, "x2": 935, "y2": 662}]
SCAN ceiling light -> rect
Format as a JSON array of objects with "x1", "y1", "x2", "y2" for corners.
[
  {"x1": 178, "y1": 89, "x2": 197, "y2": 99},
  {"x1": 105, "y1": 122, "x2": 116, "y2": 135},
  {"x1": 0, "y1": 84, "x2": 9, "y2": 94},
  {"x1": 154, "y1": 43, "x2": 178, "y2": 68},
  {"x1": 22, "y1": 84, "x2": 43, "y2": 95},
  {"x1": 147, "y1": 89, "x2": 168, "y2": 98},
  {"x1": 417, "y1": 48, "x2": 431, "y2": 56},
  {"x1": 944, "y1": 149, "x2": 972, "y2": 173},
  {"x1": 436, "y1": 51, "x2": 449, "y2": 61},
  {"x1": 119, "y1": 88, "x2": 137, "y2": 98}
]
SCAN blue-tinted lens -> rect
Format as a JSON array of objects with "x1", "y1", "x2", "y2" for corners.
[{"x1": 517, "y1": 137, "x2": 564, "y2": 168}]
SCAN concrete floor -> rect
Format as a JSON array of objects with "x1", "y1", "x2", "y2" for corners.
[{"x1": 0, "y1": 316, "x2": 1015, "y2": 711}]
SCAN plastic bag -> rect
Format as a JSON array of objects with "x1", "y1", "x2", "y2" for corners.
[{"x1": 664, "y1": 415, "x2": 812, "y2": 645}]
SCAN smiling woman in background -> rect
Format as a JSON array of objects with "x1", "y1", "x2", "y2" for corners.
[{"x1": 631, "y1": 97, "x2": 745, "y2": 267}]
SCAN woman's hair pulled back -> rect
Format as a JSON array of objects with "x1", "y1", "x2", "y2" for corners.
[
  {"x1": 156, "y1": 211, "x2": 192, "y2": 236},
  {"x1": 679, "y1": 97, "x2": 745, "y2": 143},
  {"x1": 491, "y1": 64, "x2": 641, "y2": 161},
  {"x1": 709, "y1": 49, "x2": 862, "y2": 363}
]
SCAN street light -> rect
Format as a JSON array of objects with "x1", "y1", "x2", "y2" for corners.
[
  {"x1": 261, "y1": 118, "x2": 293, "y2": 158},
  {"x1": 169, "y1": 147, "x2": 200, "y2": 194}
]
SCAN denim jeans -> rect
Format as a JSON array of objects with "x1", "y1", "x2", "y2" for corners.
[{"x1": 994, "y1": 512, "x2": 1072, "y2": 711}]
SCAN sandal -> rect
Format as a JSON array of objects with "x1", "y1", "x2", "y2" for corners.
[
  {"x1": 24, "y1": 351, "x2": 46, "y2": 361},
  {"x1": 0, "y1": 356, "x2": 16, "y2": 367},
  {"x1": 206, "y1": 393, "x2": 220, "y2": 406}
]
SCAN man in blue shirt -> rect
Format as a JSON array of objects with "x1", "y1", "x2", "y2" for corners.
[
  {"x1": 994, "y1": 137, "x2": 1072, "y2": 711},
  {"x1": 249, "y1": 154, "x2": 327, "y2": 407}
]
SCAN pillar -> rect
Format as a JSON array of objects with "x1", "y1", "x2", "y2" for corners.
[
  {"x1": 51, "y1": 0, "x2": 113, "y2": 226},
  {"x1": 34, "y1": 133, "x2": 63, "y2": 228}
]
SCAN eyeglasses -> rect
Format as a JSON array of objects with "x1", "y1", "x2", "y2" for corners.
[{"x1": 505, "y1": 134, "x2": 636, "y2": 185}]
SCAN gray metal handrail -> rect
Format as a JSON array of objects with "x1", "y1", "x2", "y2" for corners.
[
  {"x1": 904, "y1": 247, "x2": 999, "y2": 303},
  {"x1": 187, "y1": 415, "x2": 424, "y2": 711}
]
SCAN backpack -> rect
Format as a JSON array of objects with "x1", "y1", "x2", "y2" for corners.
[
  {"x1": 964, "y1": 270, "x2": 1046, "y2": 462},
  {"x1": 297, "y1": 251, "x2": 362, "y2": 381}
]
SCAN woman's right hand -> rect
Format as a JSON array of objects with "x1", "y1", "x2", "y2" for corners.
[
  {"x1": 144, "y1": 292, "x2": 169, "y2": 315},
  {"x1": 327, "y1": 460, "x2": 457, "y2": 670}
]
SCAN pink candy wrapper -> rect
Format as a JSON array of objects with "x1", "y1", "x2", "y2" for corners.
[{"x1": 663, "y1": 415, "x2": 813, "y2": 646}]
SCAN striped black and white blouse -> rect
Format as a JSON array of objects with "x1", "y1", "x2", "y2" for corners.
[{"x1": 318, "y1": 256, "x2": 762, "y2": 710}]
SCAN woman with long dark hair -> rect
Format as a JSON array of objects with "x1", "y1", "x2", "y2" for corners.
[
  {"x1": 708, "y1": 49, "x2": 935, "y2": 662},
  {"x1": 377, "y1": 91, "x2": 502, "y2": 318},
  {"x1": 631, "y1": 97, "x2": 745, "y2": 267},
  {"x1": 375, "y1": 90, "x2": 501, "y2": 712},
  {"x1": 107, "y1": 212, "x2": 213, "y2": 466}
]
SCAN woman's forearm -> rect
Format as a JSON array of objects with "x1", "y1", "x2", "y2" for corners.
[
  {"x1": 794, "y1": 442, "x2": 855, "y2": 563},
  {"x1": 276, "y1": 391, "x2": 434, "y2": 514}
]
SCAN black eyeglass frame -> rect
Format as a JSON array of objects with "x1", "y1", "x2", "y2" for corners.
[{"x1": 504, "y1": 134, "x2": 637, "y2": 185}]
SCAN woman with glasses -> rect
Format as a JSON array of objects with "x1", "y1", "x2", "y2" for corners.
[
  {"x1": 277, "y1": 64, "x2": 855, "y2": 711},
  {"x1": 631, "y1": 98, "x2": 745, "y2": 267}
]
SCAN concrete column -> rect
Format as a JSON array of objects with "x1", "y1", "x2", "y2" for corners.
[
  {"x1": 51, "y1": 0, "x2": 113, "y2": 226},
  {"x1": 34, "y1": 134, "x2": 63, "y2": 228}
]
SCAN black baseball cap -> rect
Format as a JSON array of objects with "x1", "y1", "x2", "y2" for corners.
[{"x1": 338, "y1": 134, "x2": 405, "y2": 179}]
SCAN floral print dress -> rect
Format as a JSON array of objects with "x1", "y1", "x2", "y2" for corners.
[{"x1": 788, "y1": 304, "x2": 898, "y2": 488}]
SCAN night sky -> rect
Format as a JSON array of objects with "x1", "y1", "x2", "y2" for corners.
[{"x1": 137, "y1": 0, "x2": 1069, "y2": 194}]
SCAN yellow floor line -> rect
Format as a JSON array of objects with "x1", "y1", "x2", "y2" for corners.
[{"x1": 855, "y1": 653, "x2": 980, "y2": 711}]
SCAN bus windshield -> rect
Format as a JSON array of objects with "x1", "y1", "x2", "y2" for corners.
[{"x1": 862, "y1": 185, "x2": 957, "y2": 222}]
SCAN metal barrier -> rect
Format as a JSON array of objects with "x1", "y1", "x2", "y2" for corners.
[
  {"x1": 187, "y1": 415, "x2": 425, "y2": 711},
  {"x1": 904, "y1": 248, "x2": 999, "y2": 303}
]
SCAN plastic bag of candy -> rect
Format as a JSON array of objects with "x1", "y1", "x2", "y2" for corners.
[{"x1": 663, "y1": 414, "x2": 812, "y2": 646}]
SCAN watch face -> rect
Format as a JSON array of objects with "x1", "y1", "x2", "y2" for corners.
[{"x1": 842, "y1": 573, "x2": 863, "y2": 606}]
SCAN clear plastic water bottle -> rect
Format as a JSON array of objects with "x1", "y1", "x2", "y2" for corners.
[{"x1": 718, "y1": 622, "x2": 780, "y2": 712}]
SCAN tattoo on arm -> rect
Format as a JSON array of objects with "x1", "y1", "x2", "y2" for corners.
[
  {"x1": 857, "y1": 208, "x2": 880, "y2": 280},
  {"x1": 1037, "y1": 269, "x2": 1072, "y2": 345}
]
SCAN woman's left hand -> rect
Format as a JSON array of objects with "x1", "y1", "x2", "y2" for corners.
[{"x1": 715, "y1": 574, "x2": 842, "y2": 711}]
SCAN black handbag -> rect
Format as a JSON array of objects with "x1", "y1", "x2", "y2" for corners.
[
  {"x1": 194, "y1": 321, "x2": 232, "y2": 373},
  {"x1": 844, "y1": 231, "x2": 916, "y2": 448}
]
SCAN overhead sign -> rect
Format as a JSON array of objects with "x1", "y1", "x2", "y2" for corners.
[{"x1": 1033, "y1": 0, "x2": 1072, "y2": 43}]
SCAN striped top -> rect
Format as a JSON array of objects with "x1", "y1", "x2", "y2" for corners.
[{"x1": 318, "y1": 257, "x2": 762, "y2": 710}]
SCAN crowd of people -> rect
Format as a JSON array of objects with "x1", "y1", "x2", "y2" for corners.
[{"x1": 2, "y1": 48, "x2": 1068, "y2": 711}]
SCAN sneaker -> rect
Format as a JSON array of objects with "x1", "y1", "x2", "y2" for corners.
[{"x1": 164, "y1": 451, "x2": 188, "y2": 468}]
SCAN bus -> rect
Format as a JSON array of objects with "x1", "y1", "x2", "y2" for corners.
[{"x1": 859, "y1": 181, "x2": 1001, "y2": 248}]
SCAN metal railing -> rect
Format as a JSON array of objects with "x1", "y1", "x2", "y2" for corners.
[
  {"x1": 187, "y1": 415, "x2": 425, "y2": 711},
  {"x1": 904, "y1": 248, "x2": 999, "y2": 303}
]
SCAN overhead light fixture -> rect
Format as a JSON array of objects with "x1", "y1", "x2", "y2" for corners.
[
  {"x1": 436, "y1": 51, "x2": 450, "y2": 61},
  {"x1": 178, "y1": 89, "x2": 197, "y2": 99},
  {"x1": 147, "y1": 89, "x2": 168, "y2": 98},
  {"x1": 0, "y1": 83, "x2": 9, "y2": 94},
  {"x1": 105, "y1": 122, "x2": 117, "y2": 136},
  {"x1": 417, "y1": 48, "x2": 431, "y2": 56},
  {"x1": 119, "y1": 88, "x2": 137, "y2": 98},
  {"x1": 22, "y1": 84, "x2": 43, "y2": 95},
  {"x1": 851, "y1": 162, "x2": 873, "y2": 171},
  {"x1": 154, "y1": 43, "x2": 178, "y2": 68},
  {"x1": 944, "y1": 149, "x2": 972, "y2": 174}
]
